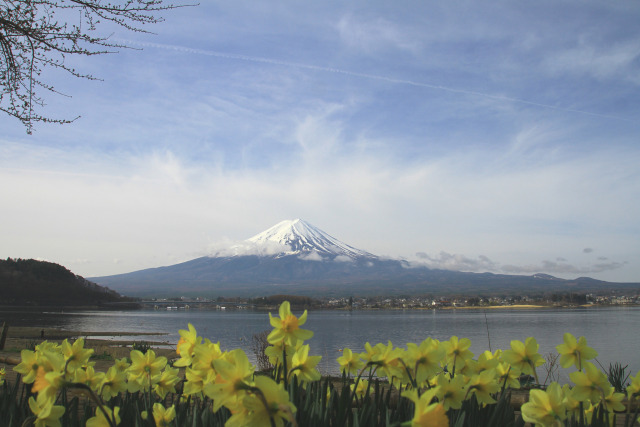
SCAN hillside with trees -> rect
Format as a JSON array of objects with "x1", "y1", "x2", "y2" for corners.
[{"x1": 0, "y1": 258, "x2": 136, "y2": 307}]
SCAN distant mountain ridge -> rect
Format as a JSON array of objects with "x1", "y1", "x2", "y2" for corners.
[{"x1": 91, "y1": 220, "x2": 640, "y2": 297}]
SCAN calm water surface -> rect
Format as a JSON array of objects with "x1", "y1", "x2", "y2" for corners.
[{"x1": 2, "y1": 307, "x2": 638, "y2": 379}]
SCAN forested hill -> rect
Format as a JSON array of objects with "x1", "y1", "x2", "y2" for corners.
[{"x1": 0, "y1": 258, "x2": 136, "y2": 307}]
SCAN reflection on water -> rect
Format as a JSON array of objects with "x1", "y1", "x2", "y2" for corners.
[{"x1": 1, "y1": 306, "x2": 638, "y2": 378}]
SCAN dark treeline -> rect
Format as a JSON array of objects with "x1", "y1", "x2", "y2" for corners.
[
  {"x1": 0, "y1": 258, "x2": 134, "y2": 307},
  {"x1": 249, "y1": 294, "x2": 319, "y2": 307}
]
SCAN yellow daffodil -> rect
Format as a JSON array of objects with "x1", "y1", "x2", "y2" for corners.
[
  {"x1": 434, "y1": 373, "x2": 467, "y2": 410},
  {"x1": 152, "y1": 403, "x2": 176, "y2": 427},
  {"x1": 496, "y1": 362, "x2": 520, "y2": 390},
  {"x1": 100, "y1": 366, "x2": 127, "y2": 401},
  {"x1": 501, "y1": 337, "x2": 544, "y2": 381},
  {"x1": 468, "y1": 369, "x2": 500, "y2": 405},
  {"x1": 289, "y1": 344, "x2": 322, "y2": 384},
  {"x1": 14, "y1": 349, "x2": 40, "y2": 383},
  {"x1": 405, "y1": 338, "x2": 445, "y2": 384},
  {"x1": 61, "y1": 338, "x2": 93, "y2": 373},
  {"x1": 112, "y1": 357, "x2": 130, "y2": 373},
  {"x1": 556, "y1": 333, "x2": 598, "y2": 370},
  {"x1": 337, "y1": 348, "x2": 364, "y2": 376},
  {"x1": 267, "y1": 301, "x2": 313, "y2": 345},
  {"x1": 242, "y1": 376, "x2": 297, "y2": 427},
  {"x1": 521, "y1": 382, "x2": 566, "y2": 426},
  {"x1": 561, "y1": 384, "x2": 581, "y2": 419},
  {"x1": 183, "y1": 366, "x2": 214, "y2": 396},
  {"x1": 265, "y1": 340, "x2": 295, "y2": 368},
  {"x1": 35, "y1": 341, "x2": 61, "y2": 354},
  {"x1": 191, "y1": 339, "x2": 225, "y2": 376},
  {"x1": 174, "y1": 323, "x2": 202, "y2": 367},
  {"x1": 626, "y1": 371, "x2": 640, "y2": 400},
  {"x1": 360, "y1": 342, "x2": 378, "y2": 365},
  {"x1": 32, "y1": 365, "x2": 66, "y2": 402},
  {"x1": 403, "y1": 388, "x2": 449, "y2": 427},
  {"x1": 597, "y1": 389, "x2": 623, "y2": 427},
  {"x1": 368, "y1": 341, "x2": 404, "y2": 381},
  {"x1": 475, "y1": 350, "x2": 500, "y2": 373},
  {"x1": 0, "y1": 367, "x2": 4, "y2": 385},
  {"x1": 86, "y1": 406, "x2": 120, "y2": 427},
  {"x1": 351, "y1": 379, "x2": 369, "y2": 398},
  {"x1": 37, "y1": 349, "x2": 65, "y2": 373},
  {"x1": 28, "y1": 396, "x2": 65, "y2": 427},
  {"x1": 126, "y1": 349, "x2": 167, "y2": 391},
  {"x1": 600, "y1": 383, "x2": 625, "y2": 413},
  {"x1": 152, "y1": 366, "x2": 180, "y2": 399},
  {"x1": 442, "y1": 336, "x2": 473, "y2": 374},
  {"x1": 73, "y1": 365, "x2": 105, "y2": 392},
  {"x1": 15, "y1": 347, "x2": 63, "y2": 386},
  {"x1": 569, "y1": 362, "x2": 610, "y2": 404},
  {"x1": 205, "y1": 349, "x2": 254, "y2": 412}
]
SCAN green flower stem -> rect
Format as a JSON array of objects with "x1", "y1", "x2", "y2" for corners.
[
  {"x1": 578, "y1": 352, "x2": 582, "y2": 372},
  {"x1": 398, "y1": 359, "x2": 417, "y2": 391},
  {"x1": 68, "y1": 383, "x2": 116, "y2": 427},
  {"x1": 282, "y1": 342, "x2": 288, "y2": 389},
  {"x1": 20, "y1": 415, "x2": 36, "y2": 427},
  {"x1": 348, "y1": 362, "x2": 378, "y2": 406},
  {"x1": 500, "y1": 366, "x2": 511, "y2": 395},
  {"x1": 287, "y1": 366, "x2": 301, "y2": 381},
  {"x1": 529, "y1": 361, "x2": 539, "y2": 385},
  {"x1": 249, "y1": 386, "x2": 277, "y2": 427},
  {"x1": 451, "y1": 354, "x2": 457, "y2": 378}
]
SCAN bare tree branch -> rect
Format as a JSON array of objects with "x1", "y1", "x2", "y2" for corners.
[{"x1": 0, "y1": 0, "x2": 196, "y2": 133}]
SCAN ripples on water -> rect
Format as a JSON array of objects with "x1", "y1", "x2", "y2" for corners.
[{"x1": 2, "y1": 307, "x2": 638, "y2": 380}]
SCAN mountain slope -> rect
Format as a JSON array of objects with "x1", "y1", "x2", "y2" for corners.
[{"x1": 91, "y1": 220, "x2": 640, "y2": 297}]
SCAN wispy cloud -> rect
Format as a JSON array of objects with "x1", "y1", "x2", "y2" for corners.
[
  {"x1": 541, "y1": 38, "x2": 640, "y2": 84},
  {"x1": 501, "y1": 260, "x2": 627, "y2": 276},
  {"x1": 336, "y1": 14, "x2": 422, "y2": 54},
  {"x1": 414, "y1": 252, "x2": 499, "y2": 272},
  {"x1": 0, "y1": 1, "x2": 639, "y2": 284},
  {"x1": 116, "y1": 39, "x2": 634, "y2": 122},
  {"x1": 412, "y1": 252, "x2": 627, "y2": 277}
]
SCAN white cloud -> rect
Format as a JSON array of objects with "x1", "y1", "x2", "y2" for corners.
[
  {"x1": 1, "y1": 1, "x2": 639, "y2": 285},
  {"x1": 336, "y1": 14, "x2": 421, "y2": 55},
  {"x1": 299, "y1": 252, "x2": 324, "y2": 262},
  {"x1": 501, "y1": 260, "x2": 627, "y2": 276},
  {"x1": 1, "y1": 116, "x2": 639, "y2": 282},
  {"x1": 412, "y1": 252, "x2": 499, "y2": 272},
  {"x1": 412, "y1": 251, "x2": 627, "y2": 277},
  {"x1": 541, "y1": 38, "x2": 640, "y2": 83}
]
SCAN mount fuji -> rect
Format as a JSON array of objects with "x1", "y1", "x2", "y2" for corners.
[
  {"x1": 91, "y1": 219, "x2": 637, "y2": 297},
  {"x1": 213, "y1": 219, "x2": 376, "y2": 261}
]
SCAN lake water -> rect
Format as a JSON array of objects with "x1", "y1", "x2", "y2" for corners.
[{"x1": 2, "y1": 306, "x2": 638, "y2": 381}]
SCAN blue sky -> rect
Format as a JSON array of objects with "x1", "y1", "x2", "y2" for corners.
[{"x1": 1, "y1": 0, "x2": 639, "y2": 283}]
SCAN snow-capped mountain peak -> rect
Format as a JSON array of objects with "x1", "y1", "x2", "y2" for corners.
[{"x1": 245, "y1": 219, "x2": 375, "y2": 260}]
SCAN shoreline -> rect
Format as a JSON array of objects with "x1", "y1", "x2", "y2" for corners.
[{"x1": 439, "y1": 304, "x2": 544, "y2": 310}]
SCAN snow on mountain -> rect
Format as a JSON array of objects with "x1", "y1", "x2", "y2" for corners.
[{"x1": 210, "y1": 219, "x2": 376, "y2": 260}]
